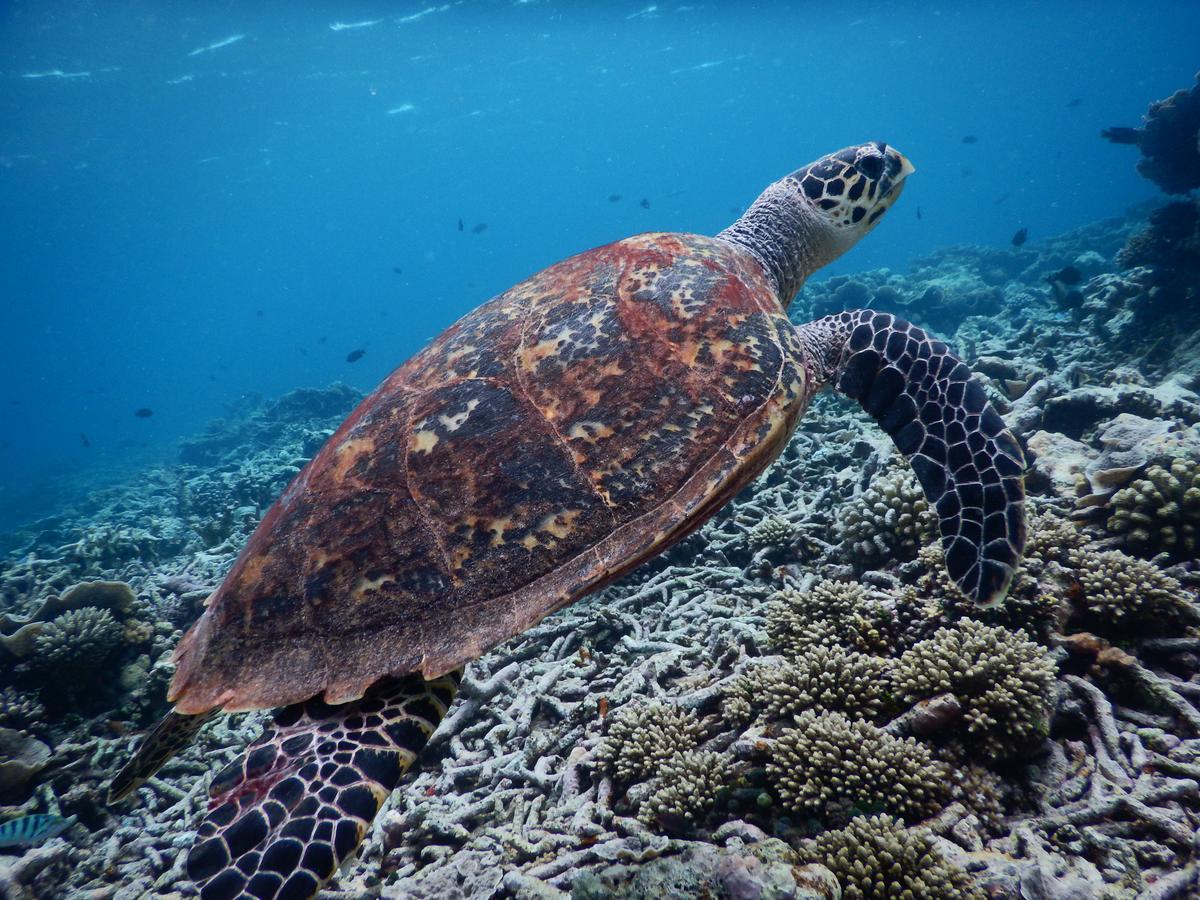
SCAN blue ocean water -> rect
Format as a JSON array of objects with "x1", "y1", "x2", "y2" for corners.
[{"x1": 0, "y1": 0, "x2": 1196, "y2": 532}]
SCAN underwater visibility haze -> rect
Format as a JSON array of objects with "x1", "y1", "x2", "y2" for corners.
[{"x1": 2, "y1": 2, "x2": 1200, "y2": 898}]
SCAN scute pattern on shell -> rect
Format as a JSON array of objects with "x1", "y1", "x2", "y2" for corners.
[{"x1": 169, "y1": 233, "x2": 808, "y2": 714}]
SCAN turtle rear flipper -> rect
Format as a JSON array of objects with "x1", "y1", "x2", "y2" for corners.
[
  {"x1": 185, "y1": 671, "x2": 459, "y2": 900},
  {"x1": 108, "y1": 709, "x2": 219, "y2": 803},
  {"x1": 798, "y1": 309, "x2": 1026, "y2": 606}
]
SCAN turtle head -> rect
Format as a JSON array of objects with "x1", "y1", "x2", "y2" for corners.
[
  {"x1": 794, "y1": 142, "x2": 915, "y2": 245},
  {"x1": 718, "y1": 142, "x2": 914, "y2": 306}
]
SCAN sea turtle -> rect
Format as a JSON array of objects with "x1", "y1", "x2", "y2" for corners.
[{"x1": 108, "y1": 142, "x2": 1026, "y2": 900}]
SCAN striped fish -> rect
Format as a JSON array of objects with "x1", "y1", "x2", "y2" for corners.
[{"x1": 0, "y1": 814, "x2": 76, "y2": 849}]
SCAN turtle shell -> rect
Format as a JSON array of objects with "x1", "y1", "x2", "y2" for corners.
[{"x1": 170, "y1": 233, "x2": 809, "y2": 714}]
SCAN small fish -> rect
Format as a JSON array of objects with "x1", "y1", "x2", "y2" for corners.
[
  {"x1": 346, "y1": 349, "x2": 366, "y2": 363},
  {"x1": 0, "y1": 814, "x2": 76, "y2": 849},
  {"x1": 133, "y1": 407, "x2": 154, "y2": 418},
  {"x1": 319, "y1": 336, "x2": 327, "y2": 344},
  {"x1": 1011, "y1": 227, "x2": 1028, "y2": 247},
  {"x1": 1101, "y1": 125, "x2": 1140, "y2": 145},
  {"x1": 1067, "y1": 97, "x2": 1083, "y2": 108},
  {"x1": 256, "y1": 309, "x2": 264, "y2": 317},
  {"x1": 79, "y1": 433, "x2": 90, "y2": 448},
  {"x1": 639, "y1": 198, "x2": 650, "y2": 209},
  {"x1": 961, "y1": 135, "x2": 978, "y2": 144},
  {"x1": 916, "y1": 206, "x2": 923, "y2": 220},
  {"x1": 392, "y1": 266, "x2": 403, "y2": 275},
  {"x1": 608, "y1": 194, "x2": 621, "y2": 203},
  {"x1": 457, "y1": 217, "x2": 464, "y2": 232},
  {"x1": 471, "y1": 223, "x2": 487, "y2": 234},
  {"x1": 1040, "y1": 351, "x2": 1058, "y2": 373},
  {"x1": 1048, "y1": 265, "x2": 1081, "y2": 286}
]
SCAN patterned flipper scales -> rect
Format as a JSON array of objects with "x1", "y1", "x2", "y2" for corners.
[
  {"x1": 184, "y1": 671, "x2": 460, "y2": 900},
  {"x1": 108, "y1": 709, "x2": 220, "y2": 803},
  {"x1": 798, "y1": 309, "x2": 1027, "y2": 606}
]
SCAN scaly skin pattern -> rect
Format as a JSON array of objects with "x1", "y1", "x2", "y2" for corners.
[
  {"x1": 183, "y1": 672, "x2": 460, "y2": 900},
  {"x1": 799, "y1": 309, "x2": 1027, "y2": 605},
  {"x1": 170, "y1": 232, "x2": 808, "y2": 714}
]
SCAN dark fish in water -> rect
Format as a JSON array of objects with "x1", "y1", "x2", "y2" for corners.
[
  {"x1": 0, "y1": 814, "x2": 76, "y2": 849},
  {"x1": 608, "y1": 194, "x2": 621, "y2": 202},
  {"x1": 457, "y1": 217, "x2": 464, "y2": 232},
  {"x1": 319, "y1": 336, "x2": 327, "y2": 344},
  {"x1": 346, "y1": 349, "x2": 366, "y2": 363},
  {"x1": 79, "y1": 433, "x2": 90, "y2": 448},
  {"x1": 256, "y1": 310, "x2": 264, "y2": 317},
  {"x1": 961, "y1": 135, "x2": 978, "y2": 144},
  {"x1": 1067, "y1": 97, "x2": 1083, "y2": 107},
  {"x1": 916, "y1": 206, "x2": 923, "y2": 220},
  {"x1": 1048, "y1": 265, "x2": 1082, "y2": 286},
  {"x1": 471, "y1": 223, "x2": 488, "y2": 234},
  {"x1": 640, "y1": 198, "x2": 650, "y2": 209},
  {"x1": 298, "y1": 347, "x2": 308, "y2": 357},
  {"x1": 134, "y1": 407, "x2": 154, "y2": 418},
  {"x1": 1040, "y1": 351, "x2": 1058, "y2": 373},
  {"x1": 392, "y1": 267, "x2": 403, "y2": 275},
  {"x1": 1011, "y1": 227, "x2": 1028, "y2": 247},
  {"x1": 1101, "y1": 126, "x2": 1140, "y2": 145}
]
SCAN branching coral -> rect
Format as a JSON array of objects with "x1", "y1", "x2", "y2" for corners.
[
  {"x1": 745, "y1": 515, "x2": 801, "y2": 553},
  {"x1": 798, "y1": 814, "x2": 984, "y2": 900},
  {"x1": 766, "y1": 710, "x2": 949, "y2": 825},
  {"x1": 835, "y1": 462, "x2": 936, "y2": 569},
  {"x1": 766, "y1": 580, "x2": 893, "y2": 657},
  {"x1": 29, "y1": 607, "x2": 123, "y2": 677},
  {"x1": 594, "y1": 701, "x2": 704, "y2": 784},
  {"x1": 1105, "y1": 459, "x2": 1200, "y2": 560},
  {"x1": 1066, "y1": 547, "x2": 1198, "y2": 633},
  {"x1": 895, "y1": 620, "x2": 1055, "y2": 757},
  {"x1": 723, "y1": 648, "x2": 894, "y2": 726},
  {"x1": 0, "y1": 687, "x2": 46, "y2": 734},
  {"x1": 637, "y1": 750, "x2": 734, "y2": 831}
]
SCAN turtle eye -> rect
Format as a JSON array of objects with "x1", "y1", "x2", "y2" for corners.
[{"x1": 857, "y1": 154, "x2": 884, "y2": 181}]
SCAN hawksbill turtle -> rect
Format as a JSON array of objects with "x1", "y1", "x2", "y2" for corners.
[{"x1": 108, "y1": 142, "x2": 1026, "y2": 899}]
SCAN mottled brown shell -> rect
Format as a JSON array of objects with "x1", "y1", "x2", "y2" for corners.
[{"x1": 170, "y1": 233, "x2": 809, "y2": 714}]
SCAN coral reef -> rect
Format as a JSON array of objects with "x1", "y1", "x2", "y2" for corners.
[
  {"x1": 1065, "y1": 547, "x2": 1199, "y2": 634},
  {"x1": 5, "y1": 189, "x2": 1200, "y2": 897},
  {"x1": 1104, "y1": 71, "x2": 1200, "y2": 195},
  {"x1": 766, "y1": 580, "x2": 893, "y2": 657},
  {"x1": 724, "y1": 648, "x2": 894, "y2": 725},
  {"x1": 834, "y1": 460, "x2": 935, "y2": 570},
  {"x1": 595, "y1": 701, "x2": 704, "y2": 784},
  {"x1": 798, "y1": 814, "x2": 984, "y2": 900},
  {"x1": 895, "y1": 620, "x2": 1056, "y2": 757},
  {"x1": 636, "y1": 750, "x2": 734, "y2": 831},
  {"x1": 766, "y1": 710, "x2": 949, "y2": 825},
  {"x1": 1106, "y1": 458, "x2": 1200, "y2": 560}
]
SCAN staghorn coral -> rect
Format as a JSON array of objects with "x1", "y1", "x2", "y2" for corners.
[
  {"x1": 723, "y1": 647, "x2": 894, "y2": 726},
  {"x1": 595, "y1": 701, "x2": 704, "y2": 784},
  {"x1": 1105, "y1": 459, "x2": 1200, "y2": 560},
  {"x1": 798, "y1": 813, "x2": 984, "y2": 900},
  {"x1": 835, "y1": 461, "x2": 936, "y2": 569},
  {"x1": 1066, "y1": 547, "x2": 1198, "y2": 633},
  {"x1": 766, "y1": 710, "x2": 949, "y2": 825},
  {"x1": 766, "y1": 580, "x2": 893, "y2": 657},
  {"x1": 637, "y1": 750, "x2": 734, "y2": 831},
  {"x1": 745, "y1": 515, "x2": 800, "y2": 552},
  {"x1": 895, "y1": 620, "x2": 1055, "y2": 757},
  {"x1": 29, "y1": 607, "x2": 123, "y2": 673}
]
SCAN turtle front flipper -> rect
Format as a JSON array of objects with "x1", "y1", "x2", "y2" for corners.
[
  {"x1": 108, "y1": 709, "x2": 220, "y2": 803},
  {"x1": 797, "y1": 309, "x2": 1026, "y2": 606},
  {"x1": 185, "y1": 670, "x2": 460, "y2": 900}
]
